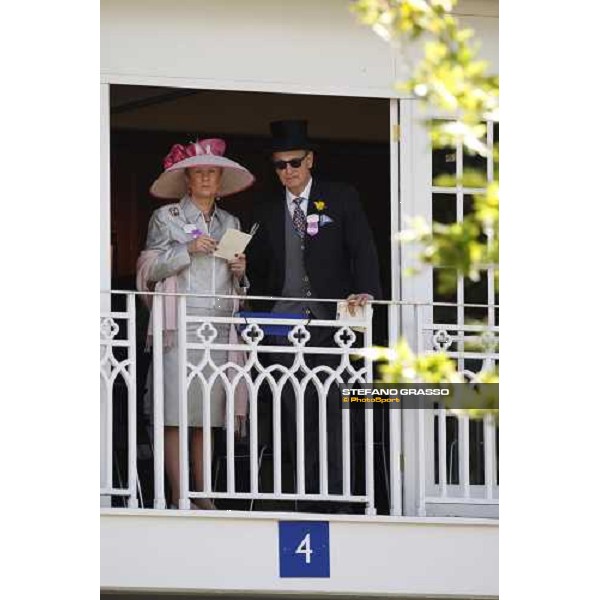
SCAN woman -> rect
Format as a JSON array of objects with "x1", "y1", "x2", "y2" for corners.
[{"x1": 137, "y1": 137, "x2": 254, "y2": 509}]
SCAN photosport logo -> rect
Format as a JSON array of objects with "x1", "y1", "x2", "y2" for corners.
[{"x1": 338, "y1": 383, "x2": 499, "y2": 411}]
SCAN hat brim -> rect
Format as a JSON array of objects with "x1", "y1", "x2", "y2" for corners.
[{"x1": 150, "y1": 155, "x2": 255, "y2": 199}]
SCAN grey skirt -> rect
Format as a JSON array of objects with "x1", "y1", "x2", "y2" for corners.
[{"x1": 145, "y1": 316, "x2": 233, "y2": 428}]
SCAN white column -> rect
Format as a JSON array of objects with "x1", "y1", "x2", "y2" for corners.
[
  {"x1": 364, "y1": 306, "x2": 375, "y2": 515},
  {"x1": 388, "y1": 98, "x2": 403, "y2": 516},
  {"x1": 152, "y1": 295, "x2": 166, "y2": 509},
  {"x1": 127, "y1": 293, "x2": 139, "y2": 508},
  {"x1": 100, "y1": 83, "x2": 111, "y2": 508},
  {"x1": 177, "y1": 296, "x2": 191, "y2": 509},
  {"x1": 398, "y1": 99, "x2": 433, "y2": 516}
]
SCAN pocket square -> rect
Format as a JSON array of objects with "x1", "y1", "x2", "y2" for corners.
[{"x1": 320, "y1": 214, "x2": 334, "y2": 226}]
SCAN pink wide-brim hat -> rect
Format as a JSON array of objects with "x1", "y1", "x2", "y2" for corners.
[{"x1": 150, "y1": 138, "x2": 255, "y2": 199}]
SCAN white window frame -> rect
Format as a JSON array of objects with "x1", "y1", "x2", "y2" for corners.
[{"x1": 397, "y1": 103, "x2": 499, "y2": 517}]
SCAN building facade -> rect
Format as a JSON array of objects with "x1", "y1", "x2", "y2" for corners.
[{"x1": 100, "y1": 1, "x2": 499, "y2": 597}]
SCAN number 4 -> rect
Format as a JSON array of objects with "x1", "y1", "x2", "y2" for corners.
[{"x1": 295, "y1": 533, "x2": 313, "y2": 564}]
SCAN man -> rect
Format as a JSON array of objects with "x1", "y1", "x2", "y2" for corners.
[{"x1": 247, "y1": 119, "x2": 382, "y2": 512}]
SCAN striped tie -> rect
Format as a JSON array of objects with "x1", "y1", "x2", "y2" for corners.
[{"x1": 292, "y1": 197, "x2": 306, "y2": 239}]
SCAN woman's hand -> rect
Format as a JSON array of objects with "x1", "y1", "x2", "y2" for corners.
[
  {"x1": 228, "y1": 253, "x2": 246, "y2": 278},
  {"x1": 187, "y1": 235, "x2": 218, "y2": 255}
]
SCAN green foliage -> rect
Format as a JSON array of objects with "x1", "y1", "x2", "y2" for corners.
[
  {"x1": 375, "y1": 341, "x2": 463, "y2": 384},
  {"x1": 351, "y1": 0, "x2": 498, "y2": 153},
  {"x1": 370, "y1": 342, "x2": 499, "y2": 418},
  {"x1": 351, "y1": 1, "x2": 500, "y2": 417},
  {"x1": 399, "y1": 181, "x2": 498, "y2": 294},
  {"x1": 351, "y1": 0, "x2": 499, "y2": 287}
]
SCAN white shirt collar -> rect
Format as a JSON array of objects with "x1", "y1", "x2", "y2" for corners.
[
  {"x1": 182, "y1": 195, "x2": 220, "y2": 230},
  {"x1": 286, "y1": 178, "x2": 313, "y2": 214}
]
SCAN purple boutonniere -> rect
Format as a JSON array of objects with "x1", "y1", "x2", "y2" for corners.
[{"x1": 306, "y1": 214, "x2": 319, "y2": 236}]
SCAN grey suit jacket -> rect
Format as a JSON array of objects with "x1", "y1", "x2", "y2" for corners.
[{"x1": 145, "y1": 195, "x2": 247, "y2": 315}]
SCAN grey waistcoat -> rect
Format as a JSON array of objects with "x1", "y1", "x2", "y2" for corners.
[{"x1": 272, "y1": 207, "x2": 328, "y2": 319}]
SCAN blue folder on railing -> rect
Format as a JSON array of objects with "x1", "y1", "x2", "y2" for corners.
[{"x1": 236, "y1": 311, "x2": 304, "y2": 336}]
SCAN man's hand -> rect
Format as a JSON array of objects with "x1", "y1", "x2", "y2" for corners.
[
  {"x1": 187, "y1": 235, "x2": 218, "y2": 255},
  {"x1": 228, "y1": 253, "x2": 247, "y2": 278},
  {"x1": 345, "y1": 293, "x2": 373, "y2": 316}
]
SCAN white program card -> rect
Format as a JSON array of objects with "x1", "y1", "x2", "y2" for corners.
[
  {"x1": 336, "y1": 300, "x2": 367, "y2": 332},
  {"x1": 213, "y1": 228, "x2": 253, "y2": 261}
]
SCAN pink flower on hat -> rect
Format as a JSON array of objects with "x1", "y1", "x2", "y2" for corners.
[
  {"x1": 163, "y1": 144, "x2": 188, "y2": 169},
  {"x1": 163, "y1": 138, "x2": 227, "y2": 169}
]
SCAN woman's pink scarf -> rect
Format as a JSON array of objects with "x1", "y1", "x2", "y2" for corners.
[
  {"x1": 136, "y1": 250, "x2": 178, "y2": 347},
  {"x1": 136, "y1": 249, "x2": 248, "y2": 420}
]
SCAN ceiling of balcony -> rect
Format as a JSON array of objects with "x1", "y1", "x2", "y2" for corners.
[{"x1": 110, "y1": 85, "x2": 390, "y2": 143}]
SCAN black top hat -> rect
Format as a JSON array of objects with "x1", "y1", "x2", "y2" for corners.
[{"x1": 269, "y1": 119, "x2": 317, "y2": 153}]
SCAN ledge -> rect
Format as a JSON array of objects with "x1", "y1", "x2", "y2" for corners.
[{"x1": 101, "y1": 507, "x2": 498, "y2": 527}]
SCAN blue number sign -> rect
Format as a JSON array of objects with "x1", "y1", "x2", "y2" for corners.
[{"x1": 279, "y1": 521, "x2": 330, "y2": 578}]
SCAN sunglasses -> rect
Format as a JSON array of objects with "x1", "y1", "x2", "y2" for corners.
[{"x1": 273, "y1": 153, "x2": 309, "y2": 170}]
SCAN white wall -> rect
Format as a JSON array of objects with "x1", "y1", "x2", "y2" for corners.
[
  {"x1": 101, "y1": 510, "x2": 498, "y2": 597},
  {"x1": 101, "y1": 0, "x2": 498, "y2": 97},
  {"x1": 101, "y1": 0, "x2": 394, "y2": 97}
]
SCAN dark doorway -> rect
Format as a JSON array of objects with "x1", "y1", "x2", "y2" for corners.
[
  {"x1": 110, "y1": 85, "x2": 391, "y2": 315},
  {"x1": 109, "y1": 85, "x2": 393, "y2": 513}
]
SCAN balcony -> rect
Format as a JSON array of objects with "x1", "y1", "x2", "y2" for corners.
[
  {"x1": 100, "y1": 289, "x2": 499, "y2": 515},
  {"x1": 100, "y1": 290, "x2": 499, "y2": 598}
]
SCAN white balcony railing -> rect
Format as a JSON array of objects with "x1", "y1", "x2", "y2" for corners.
[{"x1": 100, "y1": 290, "x2": 499, "y2": 517}]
